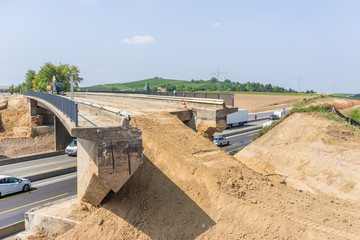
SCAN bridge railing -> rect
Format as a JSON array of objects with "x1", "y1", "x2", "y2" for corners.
[{"x1": 24, "y1": 92, "x2": 78, "y2": 126}]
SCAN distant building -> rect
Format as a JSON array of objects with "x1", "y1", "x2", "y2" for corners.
[
  {"x1": 352, "y1": 94, "x2": 360, "y2": 98},
  {"x1": 0, "y1": 86, "x2": 10, "y2": 92}
]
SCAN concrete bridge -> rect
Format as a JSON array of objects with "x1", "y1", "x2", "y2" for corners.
[{"x1": 24, "y1": 92, "x2": 237, "y2": 206}]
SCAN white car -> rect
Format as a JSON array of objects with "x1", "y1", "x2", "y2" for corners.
[
  {"x1": 0, "y1": 175, "x2": 31, "y2": 197},
  {"x1": 65, "y1": 139, "x2": 77, "y2": 156}
]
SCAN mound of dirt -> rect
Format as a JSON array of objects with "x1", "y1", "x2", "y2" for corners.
[
  {"x1": 7, "y1": 95, "x2": 28, "y2": 110},
  {"x1": 0, "y1": 133, "x2": 55, "y2": 158},
  {"x1": 0, "y1": 95, "x2": 31, "y2": 138},
  {"x1": 53, "y1": 112, "x2": 360, "y2": 240},
  {"x1": 235, "y1": 112, "x2": 360, "y2": 201}
]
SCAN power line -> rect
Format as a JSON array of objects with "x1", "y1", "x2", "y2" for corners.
[
  {"x1": 295, "y1": 75, "x2": 304, "y2": 92},
  {"x1": 210, "y1": 68, "x2": 227, "y2": 93}
]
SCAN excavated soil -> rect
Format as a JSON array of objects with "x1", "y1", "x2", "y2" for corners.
[
  {"x1": 54, "y1": 112, "x2": 360, "y2": 240},
  {"x1": 0, "y1": 133, "x2": 55, "y2": 158},
  {"x1": 235, "y1": 112, "x2": 360, "y2": 201},
  {"x1": 0, "y1": 95, "x2": 55, "y2": 158},
  {"x1": 234, "y1": 94, "x2": 312, "y2": 113}
]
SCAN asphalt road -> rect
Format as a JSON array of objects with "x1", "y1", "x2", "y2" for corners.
[
  {"x1": 220, "y1": 129, "x2": 260, "y2": 152},
  {"x1": 0, "y1": 155, "x2": 76, "y2": 178},
  {"x1": 248, "y1": 111, "x2": 275, "y2": 120},
  {"x1": 0, "y1": 173, "x2": 77, "y2": 228}
]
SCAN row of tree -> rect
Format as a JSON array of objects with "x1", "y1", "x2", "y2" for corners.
[
  {"x1": 162, "y1": 77, "x2": 315, "y2": 93},
  {"x1": 7, "y1": 62, "x2": 83, "y2": 94}
]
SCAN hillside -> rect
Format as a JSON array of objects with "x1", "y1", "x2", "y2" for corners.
[
  {"x1": 80, "y1": 78, "x2": 187, "y2": 92},
  {"x1": 79, "y1": 77, "x2": 304, "y2": 94},
  {"x1": 235, "y1": 112, "x2": 360, "y2": 201}
]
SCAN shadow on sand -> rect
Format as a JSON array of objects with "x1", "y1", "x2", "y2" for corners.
[{"x1": 102, "y1": 156, "x2": 216, "y2": 239}]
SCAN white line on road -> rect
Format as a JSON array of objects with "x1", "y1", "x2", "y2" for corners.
[
  {"x1": 32, "y1": 173, "x2": 77, "y2": 188},
  {"x1": 226, "y1": 129, "x2": 261, "y2": 139}
]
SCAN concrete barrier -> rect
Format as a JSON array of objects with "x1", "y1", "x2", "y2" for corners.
[
  {"x1": 0, "y1": 167, "x2": 77, "y2": 238},
  {"x1": 220, "y1": 126, "x2": 262, "y2": 137},
  {"x1": 0, "y1": 221, "x2": 25, "y2": 239},
  {"x1": 23, "y1": 166, "x2": 77, "y2": 182},
  {"x1": 0, "y1": 151, "x2": 65, "y2": 166},
  {"x1": 75, "y1": 92, "x2": 226, "y2": 109}
]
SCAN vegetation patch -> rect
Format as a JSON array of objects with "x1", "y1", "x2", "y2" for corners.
[
  {"x1": 253, "y1": 105, "x2": 360, "y2": 141},
  {"x1": 349, "y1": 108, "x2": 360, "y2": 123},
  {"x1": 79, "y1": 77, "x2": 316, "y2": 94}
]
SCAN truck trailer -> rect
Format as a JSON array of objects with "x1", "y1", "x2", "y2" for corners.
[{"x1": 226, "y1": 109, "x2": 248, "y2": 128}]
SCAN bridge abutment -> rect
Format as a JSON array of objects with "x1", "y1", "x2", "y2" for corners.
[{"x1": 73, "y1": 126, "x2": 143, "y2": 206}]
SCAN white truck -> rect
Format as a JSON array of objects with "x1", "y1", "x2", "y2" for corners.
[
  {"x1": 226, "y1": 109, "x2": 248, "y2": 128},
  {"x1": 274, "y1": 108, "x2": 286, "y2": 119}
]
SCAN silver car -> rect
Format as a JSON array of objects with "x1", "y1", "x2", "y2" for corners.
[
  {"x1": 65, "y1": 139, "x2": 77, "y2": 156},
  {"x1": 213, "y1": 136, "x2": 230, "y2": 146},
  {"x1": 0, "y1": 175, "x2": 31, "y2": 197}
]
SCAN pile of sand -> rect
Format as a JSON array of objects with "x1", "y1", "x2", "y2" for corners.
[
  {"x1": 53, "y1": 112, "x2": 360, "y2": 239},
  {"x1": 0, "y1": 95, "x2": 31, "y2": 138},
  {"x1": 235, "y1": 112, "x2": 360, "y2": 201},
  {"x1": 0, "y1": 95, "x2": 55, "y2": 158},
  {"x1": 0, "y1": 133, "x2": 55, "y2": 158}
]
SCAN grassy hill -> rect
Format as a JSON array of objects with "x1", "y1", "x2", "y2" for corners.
[
  {"x1": 79, "y1": 77, "x2": 312, "y2": 94},
  {"x1": 80, "y1": 78, "x2": 187, "y2": 92}
]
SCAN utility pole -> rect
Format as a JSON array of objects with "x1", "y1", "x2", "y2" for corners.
[
  {"x1": 210, "y1": 68, "x2": 227, "y2": 93},
  {"x1": 295, "y1": 75, "x2": 304, "y2": 92}
]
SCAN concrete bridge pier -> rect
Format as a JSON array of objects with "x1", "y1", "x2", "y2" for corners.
[{"x1": 72, "y1": 126, "x2": 143, "y2": 206}]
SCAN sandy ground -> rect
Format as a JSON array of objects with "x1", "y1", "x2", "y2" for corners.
[
  {"x1": 0, "y1": 133, "x2": 55, "y2": 158},
  {"x1": 235, "y1": 112, "x2": 360, "y2": 201},
  {"x1": 0, "y1": 95, "x2": 55, "y2": 158},
  {"x1": 6, "y1": 93, "x2": 360, "y2": 239},
  {"x1": 46, "y1": 112, "x2": 360, "y2": 240},
  {"x1": 234, "y1": 94, "x2": 312, "y2": 113}
]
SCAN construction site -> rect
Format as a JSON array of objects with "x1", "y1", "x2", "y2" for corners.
[{"x1": 1, "y1": 93, "x2": 360, "y2": 239}]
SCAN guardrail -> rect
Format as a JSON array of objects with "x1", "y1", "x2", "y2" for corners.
[
  {"x1": 78, "y1": 90, "x2": 235, "y2": 106},
  {"x1": 24, "y1": 92, "x2": 78, "y2": 126}
]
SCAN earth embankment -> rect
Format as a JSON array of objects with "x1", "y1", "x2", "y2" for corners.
[
  {"x1": 235, "y1": 112, "x2": 360, "y2": 201},
  {"x1": 56, "y1": 112, "x2": 360, "y2": 240}
]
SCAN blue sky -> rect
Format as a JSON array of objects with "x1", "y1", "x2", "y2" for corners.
[{"x1": 0, "y1": 0, "x2": 359, "y2": 93}]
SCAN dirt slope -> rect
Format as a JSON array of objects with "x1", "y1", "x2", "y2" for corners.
[
  {"x1": 57, "y1": 112, "x2": 360, "y2": 240},
  {"x1": 235, "y1": 112, "x2": 360, "y2": 201},
  {"x1": 0, "y1": 95, "x2": 55, "y2": 158}
]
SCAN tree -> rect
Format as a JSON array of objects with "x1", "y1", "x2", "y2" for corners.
[
  {"x1": 144, "y1": 82, "x2": 150, "y2": 93},
  {"x1": 24, "y1": 69, "x2": 36, "y2": 91},
  {"x1": 165, "y1": 83, "x2": 176, "y2": 91},
  {"x1": 8, "y1": 85, "x2": 15, "y2": 94},
  {"x1": 210, "y1": 77, "x2": 218, "y2": 83},
  {"x1": 32, "y1": 62, "x2": 83, "y2": 92}
]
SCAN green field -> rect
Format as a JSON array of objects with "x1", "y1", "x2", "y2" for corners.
[
  {"x1": 80, "y1": 78, "x2": 187, "y2": 91},
  {"x1": 330, "y1": 93, "x2": 352, "y2": 98}
]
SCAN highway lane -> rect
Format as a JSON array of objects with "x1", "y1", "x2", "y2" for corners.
[
  {"x1": 220, "y1": 129, "x2": 260, "y2": 152},
  {"x1": 248, "y1": 111, "x2": 274, "y2": 120},
  {"x1": 0, "y1": 173, "x2": 77, "y2": 228},
  {"x1": 0, "y1": 155, "x2": 76, "y2": 178}
]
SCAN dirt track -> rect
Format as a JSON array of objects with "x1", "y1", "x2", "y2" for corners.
[{"x1": 234, "y1": 94, "x2": 311, "y2": 113}]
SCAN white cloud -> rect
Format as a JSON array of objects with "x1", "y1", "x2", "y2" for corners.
[
  {"x1": 211, "y1": 22, "x2": 221, "y2": 28},
  {"x1": 121, "y1": 35, "x2": 154, "y2": 45}
]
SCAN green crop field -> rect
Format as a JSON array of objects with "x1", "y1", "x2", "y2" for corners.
[{"x1": 330, "y1": 93, "x2": 352, "y2": 98}]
